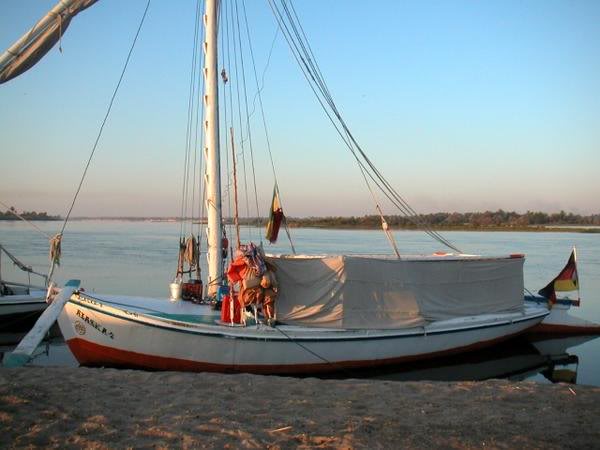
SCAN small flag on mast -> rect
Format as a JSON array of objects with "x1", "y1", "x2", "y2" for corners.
[
  {"x1": 265, "y1": 186, "x2": 284, "y2": 244},
  {"x1": 538, "y1": 248, "x2": 580, "y2": 306}
]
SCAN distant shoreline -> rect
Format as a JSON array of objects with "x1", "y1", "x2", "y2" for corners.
[
  {"x1": 3, "y1": 209, "x2": 599, "y2": 234},
  {"x1": 2, "y1": 216, "x2": 598, "y2": 233},
  {"x1": 289, "y1": 224, "x2": 600, "y2": 233}
]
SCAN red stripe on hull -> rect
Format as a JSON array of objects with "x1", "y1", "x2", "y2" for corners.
[
  {"x1": 529, "y1": 323, "x2": 600, "y2": 336},
  {"x1": 66, "y1": 327, "x2": 532, "y2": 375}
]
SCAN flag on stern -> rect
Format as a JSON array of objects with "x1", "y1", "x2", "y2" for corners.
[
  {"x1": 538, "y1": 248, "x2": 579, "y2": 305},
  {"x1": 265, "y1": 187, "x2": 284, "y2": 244}
]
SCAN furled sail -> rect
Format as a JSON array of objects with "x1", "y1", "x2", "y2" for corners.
[
  {"x1": 0, "y1": 0, "x2": 98, "y2": 84},
  {"x1": 265, "y1": 186, "x2": 284, "y2": 244}
]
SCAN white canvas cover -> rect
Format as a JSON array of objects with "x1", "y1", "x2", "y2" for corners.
[{"x1": 267, "y1": 255, "x2": 524, "y2": 329}]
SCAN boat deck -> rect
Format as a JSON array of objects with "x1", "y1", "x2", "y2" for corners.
[{"x1": 70, "y1": 291, "x2": 548, "y2": 340}]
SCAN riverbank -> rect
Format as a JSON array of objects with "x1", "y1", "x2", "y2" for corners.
[
  {"x1": 1, "y1": 367, "x2": 598, "y2": 448},
  {"x1": 4, "y1": 213, "x2": 599, "y2": 233},
  {"x1": 11, "y1": 216, "x2": 598, "y2": 233},
  {"x1": 286, "y1": 224, "x2": 600, "y2": 233}
]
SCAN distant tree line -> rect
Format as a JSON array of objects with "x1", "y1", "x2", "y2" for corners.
[
  {"x1": 284, "y1": 210, "x2": 600, "y2": 229},
  {"x1": 3, "y1": 208, "x2": 597, "y2": 228},
  {"x1": 0, "y1": 208, "x2": 61, "y2": 221}
]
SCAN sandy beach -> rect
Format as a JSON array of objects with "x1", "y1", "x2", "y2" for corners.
[{"x1": 0, "y1": 367, "x2": 598, "y2": 449}]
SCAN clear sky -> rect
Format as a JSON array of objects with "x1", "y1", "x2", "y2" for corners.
[{"x1": 1, "y1": 0, "x2": 599, "y2": 218}]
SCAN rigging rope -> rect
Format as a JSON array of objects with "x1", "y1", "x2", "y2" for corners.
[
  {"x1": 356, "y1": 164, "x2": 401, "y2": 258},
  {"x1": 246, "y1": 27, "x2": 279, "y2": 130},
  {"x1": 233, "y1": 0, "x2": 262, "y2": 235},
  {"x1": 222, "y1": 0, "x2": 238, "y2": 257},
  {"x1": 0, "y1": 244, "x2": 48, "y2": 284},
  {"x1": 229, "y1": 127, "x2": 242, "y2": 249},
  {"x1": 220, "y1": 3, "x2": 235, "y2": 261},
  {"x1": 180, "y1": 0, "x2": 203, "y2": 240},
  {"x1": 198, "y1": 0, "x2": 208, "y2": 261},
  {"x1": 0, "y1": 200, "x2": 52, "y2": 240},
  {"x1": 267, "y1": 0, "x2": 461, "y2": 254},
  {"x1": 44, "y1": 0, "x2": 152, "y2": 283},
  {"x1": 286, "y1": 0, "x2": 459, "y2": 252},
  {"x1": 0, "y1": 202, "x2": 58, "y2": 284},
  {"x1": 59, "y1": 0, "x2": 151, "y2": 238},
  {"x1": 276, "y1": 0, "x2": 457, "y2": 251},
  {"x1": 228, "y1": 0, "x2": 253, "y2": 240},
  {"x1": 240, "y1": 0, "x2": 296, "y2": 254},
  {"x1": 195, "y1": 5, "x2": 207, "y2": 260}
]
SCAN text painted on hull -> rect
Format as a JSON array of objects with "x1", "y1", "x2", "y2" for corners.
[{"x1": 76, "y1": 309, "x2": 114, "y2": 339}]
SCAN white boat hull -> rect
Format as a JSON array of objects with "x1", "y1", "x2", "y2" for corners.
[
  {"x1": 525, "y1": 296, "x2": 600, "y2": 335},
  {"x1": 58, "y1": 292, "x2": 549, "y2": 374},
  {"x1": 0, "y1": 290, "x2": 47, "y2": 318}
]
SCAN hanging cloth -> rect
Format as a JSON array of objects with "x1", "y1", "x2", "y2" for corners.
[
  {"x1": 176, "y1": 238, "x2": 186, "y2": 279},
  {"x1": 242, "y1": 242, "x2": 266, "y2": 277},
  {"x1": 184, "y1": 235, "x2": 199, "y2": 271},
  {"x1": 228, "y1": 243, "x2": 266, "y2": 283},
  {"x1": 49, "y1": 233, "x2": 62, "y2": 267},
  {"x1": 265, "y1": 186, "x2": 284, "y2": 244},
  {"x1": 176, "y1": 236, "x2": 200, "y2": 279}
]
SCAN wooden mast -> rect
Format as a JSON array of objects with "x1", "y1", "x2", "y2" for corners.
[{"x1": 204, "y1": 0, "x2": 222, "y2": 296}]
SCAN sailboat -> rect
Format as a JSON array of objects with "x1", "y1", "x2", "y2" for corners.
[
  {"x1": 0, "y1": 244, "x2": 48, "y2": 330},
  {"x1": 4, "y1": 0, "x2": 551, "y2": 373}
]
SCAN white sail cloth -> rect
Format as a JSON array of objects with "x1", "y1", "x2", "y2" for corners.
[
  {"x1": 267, "y1": 255, "x2": 524, "y2": 329},
  {"x1": 0, "y1": 0, "x2": 98, "y2": 84}
]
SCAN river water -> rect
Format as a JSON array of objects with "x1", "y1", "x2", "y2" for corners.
[{"x1": 1, "y1": 220, "x2": 599, "y2": 385}]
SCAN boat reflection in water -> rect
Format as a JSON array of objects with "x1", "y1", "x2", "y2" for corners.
[
  {"x1": 312, "y1": 335, "x2": 597, "y2": 385},
  {"x1": 1, "y1": 333, "x2": 595, "y2": 386}
]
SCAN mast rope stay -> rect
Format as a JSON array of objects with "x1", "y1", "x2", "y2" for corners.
[
  {"x1": 240, "y1": 0, "x2": 296, "y2": 253},
  {"x1": 233, "y1": 0, "x2": 262, "y2": 238},
  {"x1": 58, "y1": 0, "x2": 151, "y2": 237},
  {"x1": 356, "y1": 165, "x2": 401, "y2": 258},
  {"x1": 220, "y1": 1, "x2": 235, "y2": 261},
  {"x1": 47, "y1": 0, "x2": 152, "y2": 283},
  {"x1": 268, "y1": 0, "x2": 461, "y2": 254},
  {"x1": 0, "y1": 200, "x2": 52, "y2": 240},
  {"x1": 179, "y1": 0, "x2": 204, "y2": 242},
  {"x1": 228, "y1": 0, "x2": 254, "y2": 241},
  {"x1": 193, "y1": 0, "x2": 207, "y2": 271},
  {"x1": 223, "y1": 0, "x2": 240, "y2": 253}
]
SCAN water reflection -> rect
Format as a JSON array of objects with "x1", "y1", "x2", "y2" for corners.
[
  {"x1": 0, "y1": 331, "x2": 596, "y2": 385},
  {"x1": 319, "y1": 335, "x2": 594, "y2": 384}
]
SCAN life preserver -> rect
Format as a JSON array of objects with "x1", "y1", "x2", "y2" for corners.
[{"x1": 221, "y1": 293, "x2": 242, "y2": 324}]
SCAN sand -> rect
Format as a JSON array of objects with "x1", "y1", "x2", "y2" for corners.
[{"x1": 0, "y1": 367, "x2": 599, "y2": 449}]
